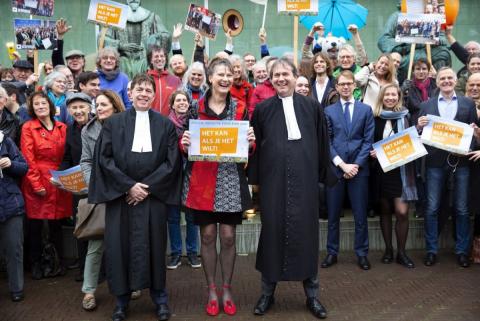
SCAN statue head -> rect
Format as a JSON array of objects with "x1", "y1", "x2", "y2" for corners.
[{"x1": 126, "y1": 0, "x2": 141, "y2": 12}]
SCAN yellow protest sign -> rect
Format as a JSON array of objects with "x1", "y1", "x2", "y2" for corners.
[
  {"x1": 50, "y1": 165, "x2": 88, "y2": 194},
  {"x1": 382, "y1": 134, "x2": 415, "y2": 163},
  {"x1": 200, "y1": 127, "x2": 239, "y2": 156},
  {"x1": 95, "y1": 3, "x2": 122, "y2": 25},
  {"x1": 277, "y1": 0, "x2": 318, "y2": 15},
  {"x1": 430, "y1": 122, "x2": 463, "y2": 146},
  {"x1": 286, "y1": 0, "x2": 311, "y2": 10}
]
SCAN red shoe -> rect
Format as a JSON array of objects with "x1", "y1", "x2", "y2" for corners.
[
  {"x1": 222, "y1": 285, "x2": 237, "y2": 316},
  {"x1": 206, "y1": 284, "x2": 219, "y2": 316}
]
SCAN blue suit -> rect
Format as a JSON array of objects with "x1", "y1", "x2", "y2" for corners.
[{"x1": 324, "y1": 100, "x2": 374, "y2": 257}]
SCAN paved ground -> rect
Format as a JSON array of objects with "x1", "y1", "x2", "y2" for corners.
[{"x1": 0, "y1": 251, "x2": 479, "y2": 321}]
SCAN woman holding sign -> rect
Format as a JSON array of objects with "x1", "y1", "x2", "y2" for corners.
[
  {"x1": 180, "y1": 58, "x2": 255, "y2": 317},
  {"x1": 370, "y1": 84, "x2": 416, "y2": 268}
]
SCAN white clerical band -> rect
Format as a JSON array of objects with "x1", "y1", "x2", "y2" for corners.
[
  {"x1": 281, "y1": 96, "x2": 302, "y2": 140},
  {"x1": 131, "y1": 110, "x2": 153, "y2": 153}
]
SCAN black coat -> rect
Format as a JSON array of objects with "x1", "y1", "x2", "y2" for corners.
[
  {"x1": 249, "y1": 93, "x2": 335, "y2": 282},
  {"x1": 403, "y1": 78, "x2": 438, "y2": 124},
  {"x1": 89, "y1": 108, "x2": 181, "y2": 295},
  {"x1": 60, "y1": 121, "x2": 84, "y2": 170},
  {"x1": 0, "y1": 109, "x2": 20, "y2": 145}
]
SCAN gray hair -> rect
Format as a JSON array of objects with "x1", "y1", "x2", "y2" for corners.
[
  {"x1": 96, "y1": 47, "x2": 120, "y2": 69},
  {"x1": 229, "y1": 54, "x2": 248, "y2": 81},
  {"x1": 43, "y1": 71, "x2": 67, "y2": 91},
  {"x1": 182, "y1": 61, "x2": 207, "y2": 90},
  {"x1": 338, "y1": 44, "x2": 357, "y2": 59},
  {"x1": 252, "y1": 61, "x2": 267, "y2": 72}
]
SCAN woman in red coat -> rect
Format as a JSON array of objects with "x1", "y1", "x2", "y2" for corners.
[{"x1": 21, "y1": 91, "x2": 72, "y2": 279}]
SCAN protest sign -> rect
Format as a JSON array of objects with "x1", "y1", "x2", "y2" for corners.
[
  {"x1": 188, "y1": 120, "x2": 249, "y2": 162},
  {"x1": 395, "y1": 13, "x2": 443, "y2": 45},
  {"x1": 185, "y1": 3, "x2": 222, "y2": 40},
  {"x1": 12, "y1": 0, "x2": 55, "y2": 17},
  {"x1": 87, "y1": 0, "x2": 128, "y2": 29},
  {"x1": 50, "y1": 165, "x2": 88, "y2": 194},
  {"x1": 373, "y1": 126, "x2": 428, "y2": 173},
  {"x1": 277, "y1": 0, "x2": 319, "y2": 15},
  {"x1": 13, "y1": 18, "x2": 57, "y2": 50},
  {"x1": 421, "y1": 114, "x2": 474, "y2": 155}
]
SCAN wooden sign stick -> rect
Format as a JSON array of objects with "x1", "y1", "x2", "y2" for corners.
[
  {"x1": 98, "y1": 26, "x2": 108, "y2": 50},
  {"x1": 293, "y1": 15, "x2": 299, "y2": 67},
  {"x1": 407, "y1": 43, "x2": 416, "y2": 80},
  {"x1": 33, "y1": 49, "x2": 39, "y2": 75}
]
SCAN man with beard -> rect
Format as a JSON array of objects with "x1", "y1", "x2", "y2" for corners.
[
  {"x1": 89, "y1": 74, "x2": 181, "y2": 321},
  {"x1": 250, "y1": 58, "x2": 334, "y2": 319}
]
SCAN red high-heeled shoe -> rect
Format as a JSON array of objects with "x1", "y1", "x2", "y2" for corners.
[
  {"x1": 222, "y1": 285, "x2": 237, "y2": 316},
  {"x1": 206, "y1": 284, "x2": 219, "y2": 316}
]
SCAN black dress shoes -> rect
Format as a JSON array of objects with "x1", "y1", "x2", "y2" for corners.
[
  {"x1": 253, "y1": 294, "x2": 274, "y2": 315},
  {"x1": 10, "y1": 291, "x2": 24, "y2": 302},
  {"x1": 320, "y1": 254, "x2": 337, "y2": 268},
  {"x1": 396, "y1": 252, "x2": 415, "y2": 268},
  {"x1": 423, "y1": 253, "x2": 436, "y2": 267},
  {"x1": 357, "y1": 256, "x2": 371, "y2": 270},
  {"x1": 457, "y1": 254, "x2": 470, "y2": 268},
  {"x1": 306, "y1": 297, "x2": 327, "y2": 319},
  {"x1": 111, "y1": 305, "x2": 128, "y2": 321},
  {"x1": 381, "y1": 248, "x2": 394, "y2": 264},
  {"x1": 156, "y1": 303, "x2": 171, "y2": 321}
]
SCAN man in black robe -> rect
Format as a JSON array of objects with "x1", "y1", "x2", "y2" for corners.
[
  {"x1": 249, "y1": 58, "x2": 335, "y2": 319},
  {"x1": 89, "y1": 74, "x2": 181, "y2": 321}
]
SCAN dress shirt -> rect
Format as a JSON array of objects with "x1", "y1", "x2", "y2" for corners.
[
  {"x1": 131, "y1": 110, "x2": 152, "y2": 153},
  {"x1": 280, "y1": 95, "x2": 302, "y2": 140},
  {"x1": 437, "y1": 92, "x2": 458, "y2": 120}
]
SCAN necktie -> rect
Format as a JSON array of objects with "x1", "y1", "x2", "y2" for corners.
[{"x1": 344, "y1": 102, "x2": 351, "y2": 131}]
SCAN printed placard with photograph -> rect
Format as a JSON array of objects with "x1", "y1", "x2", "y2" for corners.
[
  {"x1": 185, "y1": 3, "x2": 222, "y2": 40},
  {"x1": 395, "y1": 13, "x2": 443, "y2": 45},
  {"x1": 12, "y1": 0, "x2": 55, "y2": 17},
  {"x1": 13, "y1": 18, "x2": 58, "y2": 50},
  {"x1": 421, "y1": 114, "x2": 474, "y2": 155},
  {"x1": 188, "y1": 120, "x2": 250, "y2": 162},
  {"x1": 373, "y1": 127, "x2": 428, "y2": 173}
]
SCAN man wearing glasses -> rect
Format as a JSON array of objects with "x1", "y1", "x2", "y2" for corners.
[{"x1": 322, "y1": 70, "x2": 374, "y2": 270}]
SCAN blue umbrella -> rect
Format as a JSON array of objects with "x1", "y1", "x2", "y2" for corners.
[{"x1": 299, "y1": 0, "x2": 368, "y2": 40}]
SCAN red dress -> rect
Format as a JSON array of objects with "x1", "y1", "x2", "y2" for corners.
[{"x1": 20, "y1": 119, "x2": 72, "y2": 220}]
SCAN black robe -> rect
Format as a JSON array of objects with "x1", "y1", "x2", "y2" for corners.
[
  {"x1": 249, "y1": 93, "x2": 335, "y2": 282},
  {"x1": 89, "y1": 108, "x2": 181, "y2": 295}
]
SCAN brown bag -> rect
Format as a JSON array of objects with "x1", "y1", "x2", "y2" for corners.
[{"x1": 73, "y1": 198, "x2": 105, "y2": 240}]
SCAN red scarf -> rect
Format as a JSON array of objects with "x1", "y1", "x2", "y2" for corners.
[{"x1": 413, "y1": 77, "x2": 431, "y2": 102}]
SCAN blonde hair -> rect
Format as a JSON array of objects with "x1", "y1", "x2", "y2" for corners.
[{"x1": 373, "y1": 83, "x2": 403, "y2": 117}]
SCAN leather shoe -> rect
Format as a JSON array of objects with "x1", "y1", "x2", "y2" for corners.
[
  {"x1": 396, "y1": 252, "x2": 415, "y2": 268},
  {"x1": 253, "y1": 294, "x2": 274, "y2": 315},
  {"x1": 381, "y1": 248, "x2": 394, "y2": 264},
  {"x1": 306, "y1": 297, "x2": 327, "y2": 319},
  {"x1": 111, "y1": 306, "x2": 128, "y2": 321},
  {"x1": 10, "y1": 291, "x2": 24, "y2": 302},
  {"x1": 156, "y1": 303, "x2": 171, "y2": 321},
  {"x1": 423, "y1": 253, "x2": 436, "y2": 267},
  {"x1": 457, "y1": 254, "x2": 470, "y2": 268},
  {"x1": 320, "y1": 254, "x2": 337, "y2": 268},
  {"x1": 357, "y1": 256, "x2": 371, "y2": 270}
]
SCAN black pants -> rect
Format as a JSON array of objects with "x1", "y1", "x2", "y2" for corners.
[
  {"x1": 27, "y1": 218, "x2": 63, "y2": 263},
  {"x1": 261, "y1": 274, "x2": 319, "y2": 299}
]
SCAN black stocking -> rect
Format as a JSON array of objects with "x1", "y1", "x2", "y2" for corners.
[
  {"x1": 200, "y1": 224, "x2": 218, "y2": 301},
  {"x1": 219, "y1": 224, "x2": 236, "y2": 302},
  {"x1": 379, "y1": 198, "x2": 393, "y2": 250},
  {"x1": 393, "y1": 198, "x2": 409, "y2": 253}
]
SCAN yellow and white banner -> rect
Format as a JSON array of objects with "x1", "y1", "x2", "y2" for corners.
[
  {"x1": 277, "y1": 0, "x2": 318, "y2": 16},
  {"x1": 373, "y1": 126, "x2": 427, "y2": 173},
  {"x1": 421, "y1": 114, "x2": 474, "y2": 155},
  {"x1": 87, "y1": 0, "x2": 129, "y2": 29}
]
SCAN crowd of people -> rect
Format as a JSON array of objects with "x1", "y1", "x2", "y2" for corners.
[{"x1": 0, "y1": 10, "x2": 480, "y2": 321}]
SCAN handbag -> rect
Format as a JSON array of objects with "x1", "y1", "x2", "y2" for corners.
[{"x1": 73, "y1": 198, "x2": 106, "y2": 240}]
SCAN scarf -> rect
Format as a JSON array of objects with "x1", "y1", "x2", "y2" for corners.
[
  {"x1": 98, "y1": 68, "x2": 120, "y2": 81},
  {"x1": 379, "y1": 109, "x2": 417, "y2": 201},
  {"x1": 413, "y1": 77, "x2": 431, "y2": 102},
  {"x1": 47, "y1": 90, "x2": 66, "y2": 107},
  {"x1": 168, "y1": 110, "x2": 187, "y2": 136}
]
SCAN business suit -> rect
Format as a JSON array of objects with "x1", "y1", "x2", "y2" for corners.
[
  {"x1": 324, "y1": 100, "x2": 374, "y2": 257},
  {"x1": 418, "y1": 94, "x2": 477, "y2": 256}
]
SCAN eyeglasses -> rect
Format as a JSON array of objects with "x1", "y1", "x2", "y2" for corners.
[{"x1": 337, "y1": 82, "x2": 354, "y2": 87}]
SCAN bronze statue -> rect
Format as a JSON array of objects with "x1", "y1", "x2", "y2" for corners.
[{"x1": 103, "y1": 0, "x2": 172, "y2": 79}]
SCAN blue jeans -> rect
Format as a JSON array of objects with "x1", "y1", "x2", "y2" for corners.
[
  {"x1": 425, "y1": 165, "x2": 471, "y2": 254},
  {"x1": 167, "y1": 206, "x2": 198, "y2": 256}
]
